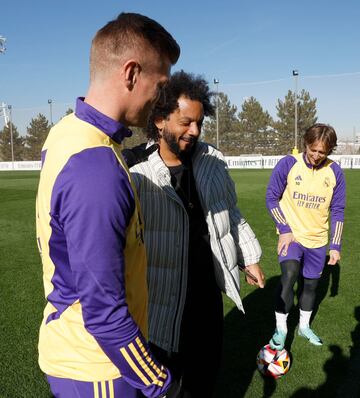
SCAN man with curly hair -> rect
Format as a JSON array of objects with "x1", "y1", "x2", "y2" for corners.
[{"x1": 125, "y1": 71, "x2": 265, "y2": 397}]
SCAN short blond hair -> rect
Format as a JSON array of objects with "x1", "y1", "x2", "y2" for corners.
[{"x1": 90, "y1": 12, "x2": 180, "y2": 81}]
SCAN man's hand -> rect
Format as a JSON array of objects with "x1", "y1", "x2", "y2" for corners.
[
  {"x1": 245, "y1": 264, "x2": 265, "y2": 288},
  {"x1": 278, "y1": 232, "x2": 295, "y2": 256},
  {"x1": 328, "y1": 250, "x2": 341, "y2": 265},
  {"x1": 158, "y1": 379, "x2": 182, "y2": 398}
]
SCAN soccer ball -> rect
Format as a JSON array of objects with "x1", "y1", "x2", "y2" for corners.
[{"x1": 256, "y1": 344, "x2": 291, "y2": 378}]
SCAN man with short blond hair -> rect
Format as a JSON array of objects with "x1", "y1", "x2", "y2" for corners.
[{"x1": 36, "y1": 13, "x2": 180, "y2": 398}]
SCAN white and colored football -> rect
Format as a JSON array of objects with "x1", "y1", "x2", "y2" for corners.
[{"x1": 256, "y1": 344, "x2": 291, "y2": 378}]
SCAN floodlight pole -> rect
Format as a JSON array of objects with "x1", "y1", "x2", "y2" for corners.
[
  {"x1": 1, "y1": 37, "x2": 11, "y2": 166},
  {"x1": 48, "y1": 99, "x2": 53, "y2": 125},
  {"x1": 292, "y1": 70, "x2": 299, "y2": 154},
  {"x1": 0, "y1": 35, "x2": 6, "y2": 54},
  {"x1": 1, "y1": 102, "x2": 9, "y2": 125},
  {"x1": 214, "y1": 78, "x2": 219, "y2": 149},
  {"x1": 8, "y1": 105, "x2": 14, "y2": 167}
]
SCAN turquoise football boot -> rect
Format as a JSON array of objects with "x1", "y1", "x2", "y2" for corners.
[
  {"x1": 269, "y1": 329, "x2": 287, "y2": 350},
  {"x1": 298, "y1": 326, "x2": 323, "y2": 346}
]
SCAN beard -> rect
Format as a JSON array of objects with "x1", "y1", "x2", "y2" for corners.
[{"x1": 161, "y1": 127, "x2": 198, "y2": 160}]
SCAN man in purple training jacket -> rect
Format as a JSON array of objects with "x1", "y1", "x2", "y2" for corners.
[
  {"x1": 36, "y1": 13, "x2": 182, "y2": 398},
  {"x1": 266, "y1": 124, "x2": 345, "y2": 350}
]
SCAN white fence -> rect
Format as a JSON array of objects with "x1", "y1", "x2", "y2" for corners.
[
  {"x1": 0, "y1": 161, "x2": 42, "y2": 171},
  {"x1": 1, "y1": 155, "x2": 360, "y2": 171},
  {"x1": 225, "y1": 155, "x2": 360, "y2": 169}
]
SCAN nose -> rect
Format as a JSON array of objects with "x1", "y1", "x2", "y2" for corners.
[{"x1": 189, "y1": 122, "x2": 200, "y2": 137}]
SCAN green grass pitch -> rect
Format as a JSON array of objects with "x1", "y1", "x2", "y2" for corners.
[{"x1": 0, "y1": 170, "x2": 359, "y2": 397}]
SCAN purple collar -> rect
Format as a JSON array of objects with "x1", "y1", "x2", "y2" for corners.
[{"x1": 75, "y1": 97, "x2": 132, "y2": 144}]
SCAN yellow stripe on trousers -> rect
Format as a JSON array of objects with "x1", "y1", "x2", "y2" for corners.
[
  {"x1": 93, "y1": 382, "x2": 99, "y2": 398},
  {"x1": 108, "y1": 379, "x2": 114, "y2": 398},
  {"x1": 101, "y1": 381, "x2": 106, "y2": 398}
]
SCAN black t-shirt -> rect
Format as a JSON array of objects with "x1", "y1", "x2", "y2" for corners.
[
  {"x1": 168, "y1": 162, "x2": 223, "y2": 353},
  {"x1": 168, "y1": 163, "x2": 221, "y2": 308}
]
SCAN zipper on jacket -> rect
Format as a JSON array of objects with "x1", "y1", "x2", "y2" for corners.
[{"x1": 170, "y1": 210, "x2": 187, "y2": 351}]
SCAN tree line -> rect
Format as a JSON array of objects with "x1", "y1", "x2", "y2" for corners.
[
  {"x1": 0, "y1": 108, "x2": 73, "y2": 161},
  {"x1": 202, "y1": 89, "x2": 317, "y2": 155},
  {"x1": 0, "y1": 90, "x2": 317, "y2": 161}
]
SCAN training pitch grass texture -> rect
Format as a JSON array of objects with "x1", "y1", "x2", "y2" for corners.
[{"x1": 0, "y1": 170, "x2": 359, "y2": 397}]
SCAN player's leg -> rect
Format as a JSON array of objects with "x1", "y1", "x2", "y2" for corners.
[
  {"x1": 47, "y1": 375, "x2": 140, "y2": 398},
  {"x1": 297, "y1": 245, "x2": 327, "y2": 346},
  {"x1": 179, "y1": 286, "x2": 223, "y2": 397},
  {"x1": 277, "y1": 259, "x2": 302, "y2": 314},
  {"x1": 299, "y1": 278, "x2": 318, "y2": 312},
  {"x1": 270, "y1": 259, "x2": 301, "y2": 349},
  {"x1": 270, "y1": 242, "x2": 303, "y2": 350}
]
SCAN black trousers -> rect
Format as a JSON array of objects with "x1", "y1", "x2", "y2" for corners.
[{"x1": 148, "y1": 287, "x2": 224, "y2": 398}]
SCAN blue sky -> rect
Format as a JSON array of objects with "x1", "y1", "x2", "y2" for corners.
[{"x1": 1, "y1": 0, "x2": 359, "y2": 140}]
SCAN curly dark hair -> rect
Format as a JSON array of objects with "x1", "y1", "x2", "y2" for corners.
[{"x1": 147, "y1": 70, "x2": 215, "y2": 140}]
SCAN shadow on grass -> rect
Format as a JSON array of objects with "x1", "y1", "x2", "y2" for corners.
[
  {"x1": 285, "y1": 263, "x2": 355, "y2": 398},
  {"x1": 312, "y1": 260, "x2": 340, "y2": 319},
  {"x1": 215, "y1": 261, "x2": 355, "y2": 397},
  {"x1": 335, "y1": 305, "x2": 360, "y2": 398},
  {"x1": 290, "y1": 344, "x2": 348, "y2": 398},
  {"x1": 290, "y1": 304, "x2": 360, "y2": 398},
  {"x1": 215, "y1": 276, "x2": 280, "y2": 397}
]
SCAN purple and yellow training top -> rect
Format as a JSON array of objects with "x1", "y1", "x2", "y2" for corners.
[
  {"x1": 266, "y1": 153, "x2": 345, "y2": 250},
  {"x1": 36, "y1": 98, "x2": 171, "y2": 397}
]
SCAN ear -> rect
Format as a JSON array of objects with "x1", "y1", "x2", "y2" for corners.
[
  {"x1": 123, "y1": 60, "x2": 140, "y2": 90},
  {"x1": 154, "y1": 117, "x2": 165, "y2": 131}
]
